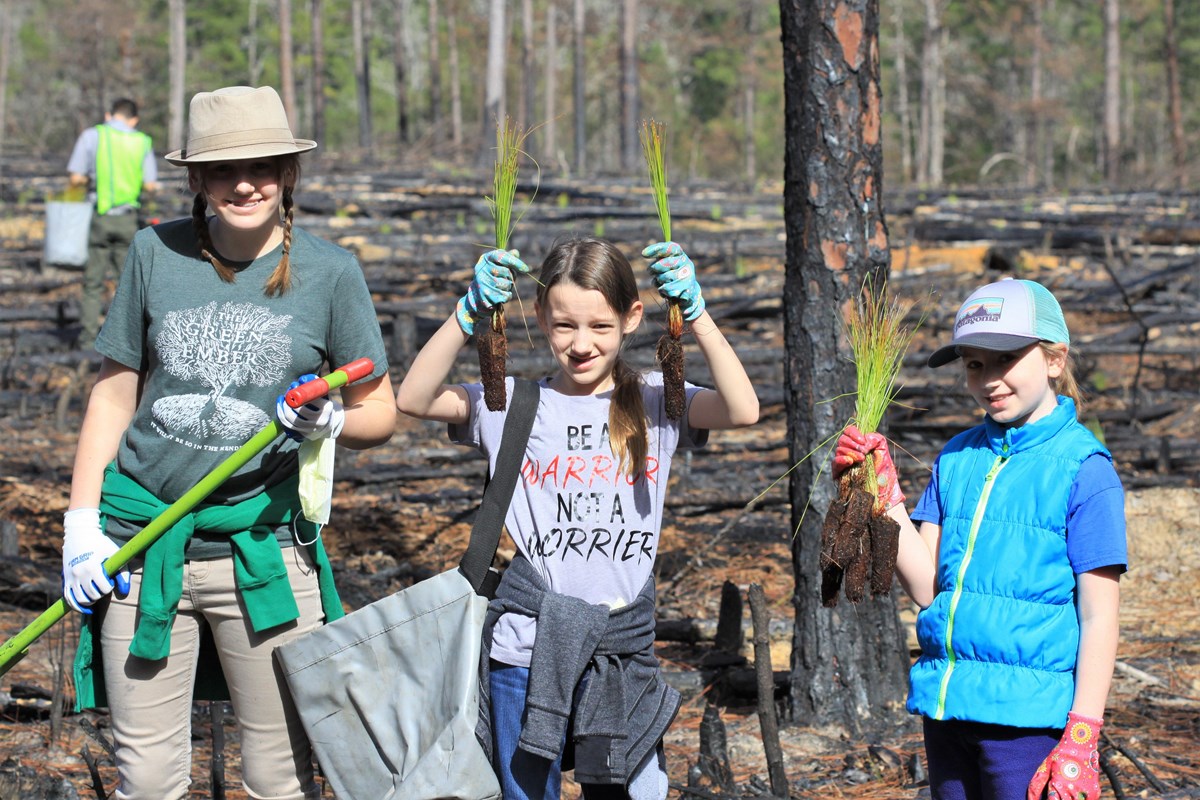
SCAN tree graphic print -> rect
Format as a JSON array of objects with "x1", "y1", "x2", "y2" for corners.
[{"x1": 151, "y1": 301, "x2": 293, "y2": 441}]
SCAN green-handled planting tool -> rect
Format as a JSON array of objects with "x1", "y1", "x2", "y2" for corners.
[{"x1": 0, "y1": 357, "x2": 375, "y2": 678}]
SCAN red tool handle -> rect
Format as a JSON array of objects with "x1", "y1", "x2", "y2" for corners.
[{"x1": 285, "y1": 358, "x2": 375, "y2": 408}]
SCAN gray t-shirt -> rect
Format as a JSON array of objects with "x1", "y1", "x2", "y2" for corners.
[
  {"x1": 97, "y1": 218, "x2": 388, "y2": 552},
  {"x1": 451, "y1": 373, "x2": 707, "y2": 666}
]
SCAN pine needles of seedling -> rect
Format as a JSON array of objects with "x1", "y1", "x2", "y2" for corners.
[
  {"x1": 845, "y1": 276, "x2": 924, "y2": 440},
  {"x1": 487, "y1": 116, "x2": 523, "y2": 252},
  {"x1": 639, "y1": 120, "x2": 671, "y2": 243},
  {"x1": 640, "y1": 119, "x2": 686, "y2": 419},
  {"x1": 478, "y1": 115, "x2": 529, "y2": 411},
  {"x1": 819, "y1": 276, "x2": 925, "y2": 607}
]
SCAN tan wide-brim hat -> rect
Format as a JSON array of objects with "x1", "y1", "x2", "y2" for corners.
[{"x1": 165, "y1": 86, "x2": 317, "y2": 165}]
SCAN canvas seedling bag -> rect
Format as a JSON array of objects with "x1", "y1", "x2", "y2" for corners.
[{"x1": 276, "y1": 379, "x2": 538, "y2": 800}]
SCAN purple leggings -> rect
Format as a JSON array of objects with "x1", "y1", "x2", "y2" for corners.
[{"x1": 923, "y1": 717, "x2": 1061, "y2": 800}]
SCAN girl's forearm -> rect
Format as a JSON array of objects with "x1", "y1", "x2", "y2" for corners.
[
  {"x1": 889, "y1": 506, "x2": 938, "y2": 607},
  {"x1": 395, "y1": 314, "x2": 472, "y2": 422},
  {"x1": 687, "y1": 309, "x2": 759, "y2": 428},
  {"x1": 1072, "y1": 568, "x2": 1122, "y2": 719}
]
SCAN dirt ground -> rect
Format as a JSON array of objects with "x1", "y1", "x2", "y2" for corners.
[{"x1": 2, "y1": 183, "x2": 1199, "y2": 798}]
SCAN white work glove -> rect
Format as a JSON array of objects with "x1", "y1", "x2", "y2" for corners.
[
  {"x1": 276, "y1": 374, "x2": 346, "y2": 441},
  {"x1": 62, "y1": 508, "x2": 130, "y2": 614}
]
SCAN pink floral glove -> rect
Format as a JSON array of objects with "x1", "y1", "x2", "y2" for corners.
[
  {"x1": 1027, "y1": 712, "x2": 1103, "y2": 800},
  {"x1": 831, "y1": 424, "x2": 905, "y2": 511}
]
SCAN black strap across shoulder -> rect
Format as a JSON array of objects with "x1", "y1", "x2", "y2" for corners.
[{"x1": 458, "y1": 379, "x2": 540, "y2": 596}]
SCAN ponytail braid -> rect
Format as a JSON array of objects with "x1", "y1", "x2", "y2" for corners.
[
  {"x1": 264, "y1": 184, "x2": 294, "y2": 297},
  {"x1": 609, "y1": 357, "x2": 648, "y2": 480}
]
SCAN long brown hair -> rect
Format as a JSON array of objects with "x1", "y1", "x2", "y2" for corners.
[
  {"x1": 1041, "y1": 342, "x2": 1084, "y2": 417},
  {"x1": 537, "y1": 238, "x2": 647, "y2": 478},
  {"x1": 189, "y1": 154, "x2": 300, "y2": 297}
]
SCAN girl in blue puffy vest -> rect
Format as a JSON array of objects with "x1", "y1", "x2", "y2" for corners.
[{"x1": 833, "y1": 278, "x2": 1126, "y2": 800}]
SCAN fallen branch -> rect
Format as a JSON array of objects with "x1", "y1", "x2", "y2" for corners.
[
  {"x1": 1098, "y1": 747, "x2": 1129, "y2": 800},
  {"x1": 668, "y1": 783, "x2": 744, "y2": 800},
  {"x1": 78, "y1": 716, "x2": 116, "y2": 758},
  {"x1": 749, "y1": 583, "x2": 788, "y2": 798},
  {"x1": 80, "y1": 744, "x2": 108, "y2": 800},
  {"x1": 1101, "y1": 731, "x2": 1171, "y2": 793},
  {"x1": 1113, "y1": 659, "x2": 1166, "y2": 687}
]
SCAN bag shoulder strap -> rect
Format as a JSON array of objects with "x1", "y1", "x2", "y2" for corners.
[{"x1": 459, "y1": 379, "x2": 540, "y2": 595}]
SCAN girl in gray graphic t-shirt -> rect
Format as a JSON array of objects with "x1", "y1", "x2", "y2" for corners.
[{"x1": 397, "y1": 237, "x2": 758, "y2": 800}]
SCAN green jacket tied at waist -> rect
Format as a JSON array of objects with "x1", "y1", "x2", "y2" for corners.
[{"x1": 74, "y1": 463, "x2": 343, "y2": 710}]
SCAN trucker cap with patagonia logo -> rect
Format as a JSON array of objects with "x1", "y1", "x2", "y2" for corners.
[{"x1": 928, "y1": 278, "x2": 1070, "y2": 367}]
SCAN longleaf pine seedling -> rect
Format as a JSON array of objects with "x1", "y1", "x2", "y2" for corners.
[
  {"x1": 478, "y1": 116, "x2": 529, "y2": 411},
  {"x1": 820, "y1": 276, "x2": 925, "y2": 607},
  {"x1": 640, "y1": 119, "x2": 685, "y2": 419}
]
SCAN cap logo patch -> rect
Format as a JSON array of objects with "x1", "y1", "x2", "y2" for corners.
[{"x1": 955, "y1": 298, "x2": 1003, "y2": 331}]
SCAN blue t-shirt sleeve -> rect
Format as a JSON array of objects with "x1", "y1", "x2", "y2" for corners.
[
  {"x1": 1066, "y1": 454, "x2": 1127, "y2": 575},
  {"x1": 910, "y1": 455, "x2": 942, "y2": 526}
]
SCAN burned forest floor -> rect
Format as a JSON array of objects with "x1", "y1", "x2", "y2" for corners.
[{"x1": 1, "y1": 163, "x2": 1199, "y2": 799}]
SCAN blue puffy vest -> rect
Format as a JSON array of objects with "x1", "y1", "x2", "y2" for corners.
[{"x1": 907, "y1": 397, "x2": 1109, "y2": 729}]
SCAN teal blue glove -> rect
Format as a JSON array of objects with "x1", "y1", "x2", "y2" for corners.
[
  {"x1": 456, "y1": 249, "x2": 531, "y2": 335},
  {"x1": 642, "y1": 241, "x2": 705, "y2": 321}
]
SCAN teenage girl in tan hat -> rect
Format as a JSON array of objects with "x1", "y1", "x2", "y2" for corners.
[{"x1": 61, "y1": 86, "x2": 395, "y2": 799}]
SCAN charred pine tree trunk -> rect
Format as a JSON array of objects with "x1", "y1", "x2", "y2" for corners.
[{"x1": 778, "y1": 0, "x2": 911, "y2": 735}]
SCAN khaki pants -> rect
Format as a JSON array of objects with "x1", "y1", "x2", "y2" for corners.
[
  {"x1": 81, "y1": 211, "x2": 138, "y2": 348},
  {"x1": 100, "y1": 547, "x2": 324, "y2": 800}
]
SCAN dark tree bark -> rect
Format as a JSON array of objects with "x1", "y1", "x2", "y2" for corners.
[
  {"x1": 310, "y1": 0, "x2": 326, "y2": 148},
  {"x1": 778, "y1": 0, "x2": 911, "y2": 734}
]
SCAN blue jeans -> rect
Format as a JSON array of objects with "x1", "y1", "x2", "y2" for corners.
[
  {"x1": 923, "y1": 717, "x2": 1061, "y2": 800},
  {"x1": 491, "y1": 661, "x2": 560, "y2": 800},
  {"x1": 490, "y1": 661, "x2": 629, "y2": 800}
]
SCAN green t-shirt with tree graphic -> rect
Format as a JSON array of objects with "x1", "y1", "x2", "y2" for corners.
[{"x1": 96, "y1": 217, "x2": 388, "y2": 556}]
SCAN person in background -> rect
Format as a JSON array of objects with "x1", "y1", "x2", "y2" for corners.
[
  {"x1": 397, "y1": 237, "x2": 759, "y2": 799},
  {"x1": 833, "y1": 278, "x2": 1127, "y2": 800},
  {"x1": 67, "y1": 97, "x2": 159, "y2": 348},
  {"x1": 61, "y1": 85, "x2": 395, "y2": 799}
]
